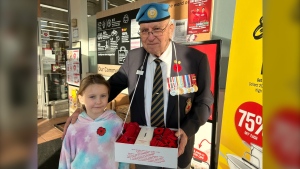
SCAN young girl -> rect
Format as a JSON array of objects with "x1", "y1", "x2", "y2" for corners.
[{"x1": 59, "y1": 74, "x2": 128, "y2": 169}]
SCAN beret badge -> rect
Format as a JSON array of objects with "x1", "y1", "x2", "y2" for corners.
[{"x1": 147, "y1": 7, "x2": 158, "y2": 19}]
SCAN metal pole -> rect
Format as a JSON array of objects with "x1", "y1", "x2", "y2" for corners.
[
  {"x1": 101, "y1": 0, "x2": 108, "y2": 11},
  {"x1": 44, "y1": 76, "x2": 51, "y2": 119},
  {"x1": 68, "y1": 0, "x2": 72, "y2": 47}
]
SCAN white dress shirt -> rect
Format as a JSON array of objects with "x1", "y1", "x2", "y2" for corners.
[{"x1": 144, "y1": 42, "x2": 172, "y2": 127}]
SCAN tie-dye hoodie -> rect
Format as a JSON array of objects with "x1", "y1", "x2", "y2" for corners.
[{"x1": 59, "y1": 110, "x2": 128, "y2": 169}]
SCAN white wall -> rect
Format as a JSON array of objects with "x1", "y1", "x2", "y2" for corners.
[
  {"x1": 211, "y1": 0, "x2": 236, "y2": 89},
  {"x1": 212, "y1": 0, "x2": 236, "y2": 39}
]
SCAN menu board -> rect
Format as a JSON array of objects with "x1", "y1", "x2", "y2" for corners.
[{"x1": 97, "y1": 9, "x2": 140, "y2": 65}]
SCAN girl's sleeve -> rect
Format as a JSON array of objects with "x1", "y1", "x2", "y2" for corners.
[
  {"x1": 58, "y1": 129, "x2": 73, "y2": 169},
  {"x1": 118, "y1": 162, "x2": 129, "y2": 169}
]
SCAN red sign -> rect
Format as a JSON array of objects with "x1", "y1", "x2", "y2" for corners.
[
  {"x1": 188, "y1": 0, "x2": 212, "y2": 34},
  {"x1": 189, "y1": 43, "x2": 217, "y2": 120},
  {"x1": 234, "y1": 101, "x2": 263, "y2": 147},
  {"x1": 267, "y1": 107, "x2": 300, "y2": 168},
  {"x1": 193, "y1": 148, "x2": 208, "y2": 162}
]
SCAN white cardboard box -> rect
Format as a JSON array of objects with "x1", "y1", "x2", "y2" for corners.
[{"x1": 115, "y1": 127, "x2": 178, "y2": 168}]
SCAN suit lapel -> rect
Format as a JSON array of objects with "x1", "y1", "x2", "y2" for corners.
[
  {"x1": 166, "y1": 43, "x2": 178, "y2": 127},
  {"x1": 134, "y1": 50, "x2": 148, "y2": 125}
]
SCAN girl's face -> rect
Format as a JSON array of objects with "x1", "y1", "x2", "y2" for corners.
[{"x1": 78, "y1": 84, "x2": 109, "y2": 119}]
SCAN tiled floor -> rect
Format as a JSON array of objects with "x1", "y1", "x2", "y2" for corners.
[{"x1": 37, "y1": 116, "x2": 67, "y2": 144}]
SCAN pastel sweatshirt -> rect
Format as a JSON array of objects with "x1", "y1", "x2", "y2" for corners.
[{"x1": 59, "y1": 110, "x2": 128, "y2": 169}]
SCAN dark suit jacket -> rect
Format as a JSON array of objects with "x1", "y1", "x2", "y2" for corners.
[{"x1": 108, "y1": 42, "x2": 213, "y2": 168}]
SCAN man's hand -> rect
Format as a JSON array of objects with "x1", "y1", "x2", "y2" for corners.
[
  {"x1": 61, "y1": 108, "x2": 81, "y2": 140},
  {"x1": 175, "y1": 128, "x2": 188, "y2": 157}
]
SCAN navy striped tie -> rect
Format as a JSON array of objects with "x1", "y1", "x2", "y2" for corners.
[{"x1": 151, "y1": 58, "x2": 164, "y2": 127}]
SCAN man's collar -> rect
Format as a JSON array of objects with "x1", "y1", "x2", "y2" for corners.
[{"x1": 149, "y1": 42, "x2": 172, "y2": 64}]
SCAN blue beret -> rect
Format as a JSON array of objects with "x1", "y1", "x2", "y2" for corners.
[{"x1": 136, "y1": 3, "x2": 170, "y2": 24}]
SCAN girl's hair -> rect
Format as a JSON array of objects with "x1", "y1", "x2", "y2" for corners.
[{"x1": 76, "y1": 74, "x2": 110, "y2": 111}]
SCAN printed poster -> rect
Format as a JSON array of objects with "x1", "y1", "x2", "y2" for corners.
[
  {"x1": 66, "y1": 48, "x2": 81, "y2": 86},
  {"x1": 188, "y1": 0, "x2": 212, "y2": 34},
  {"x1": 218, "y1": 0, "x2": 263, "y2": 169},
  {"x1": 172, "y1": 19, "x2": 188, "y2": 43},
  {"x1": 191, "y1": 123, "x2": 212, "y2": 169},
  {"x1": 68, "y1": 85, "x2": 79, "y2": 116}
]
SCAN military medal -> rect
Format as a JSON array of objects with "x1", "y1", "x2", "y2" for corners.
[
  {"x1": 190, "y1": 86, "x2": 195, "y2": 93},
  {"x1": 167, "y1": 77, "x2": 171, "y2": 91},
  {"x1": 184, "y1": 74, "x2": 192, "y2": 93},
  {"x1": 169, "y1": 76, "x2": 177, "y2": 96},
  {"x1": 182, "y1": 87, "x2": 187, "y2": 94},
  {"x1": 179, "y1": 88, "x2": 184, "y2": 95},
  {"x1": 177, "y1": 76, "x2": 185, "y2": 95},
  {"x1": 191, "y1": 74, "x2": 198, "y2": 92}
]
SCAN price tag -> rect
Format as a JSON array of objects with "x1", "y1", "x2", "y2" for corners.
[{"x1": 234, "y1": 102, "x2": 262, "y2": 147}]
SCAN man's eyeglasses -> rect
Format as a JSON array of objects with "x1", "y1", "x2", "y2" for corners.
[{"x1": 138, "y1": 22, "x2": 170, "y2": 38}]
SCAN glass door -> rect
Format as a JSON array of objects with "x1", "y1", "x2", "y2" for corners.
[{"x1": 38, "y1": 18, "x2": 70, "y2": 118}]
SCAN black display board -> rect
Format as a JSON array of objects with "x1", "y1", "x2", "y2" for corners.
[
  {"x1": 97, "y1": 9, "x2": 139, "y2": 65},
  {"x1": 186, "y1": 40, "x2": 221, "y2": 169}
]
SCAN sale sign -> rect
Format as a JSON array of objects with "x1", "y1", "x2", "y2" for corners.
[
  {"x1": 234, "y1": 102, "x2": 262, "y2": 147},
  {"x1": 217, "y1": 0, "x2": 263, "y2": 169}
]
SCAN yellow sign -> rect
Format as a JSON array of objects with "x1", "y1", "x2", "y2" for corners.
[
  {"x1": 98, "y1": 64, "x2": 120, "y2": 76},
  {"x1": 218, "y1": 0, "x2": 263, "y2": 169},
  {"x1": 264, "y1": 0, "x2": 300, "y2": 168},
  {"x1": 68, "y1": 85, "x2": 79, "y2": 116}
]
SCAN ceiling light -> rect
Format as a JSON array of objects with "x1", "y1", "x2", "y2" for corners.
[
  {"x1": 41, "y1": 25, "x2": 69, "y2": 30},
  {"x1": 49, "y1": 22, "x2": 69, "y2": 27},
  {"x1": 42, "y1": 35, "x2": 69, "y2": 39},
  {"x1": 87, "y1": 15, "x2": 91, "y2": 17},
  {"x1": 40, "y1": 4, "x2": 68, "y2": 12},
  {"x1": 53, "y1": 39, "x2": 67, "y2": 41},
  {"x1": 41, "y1": 29, "x2": 59, "y2": 33},
  {"x1": 41, "y1": 29, "x2": 69, "y2": 34},
  {"x1": 125, "y1": 0, "x2": 135, "y2": 2}
]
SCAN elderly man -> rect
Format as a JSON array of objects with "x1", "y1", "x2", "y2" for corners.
[{"x1": 63, "y1": 2, "x2": 213, "y2": 169}]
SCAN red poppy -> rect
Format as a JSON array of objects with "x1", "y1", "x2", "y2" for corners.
[
  {"x1": 151, "y1": 128, "x2": 178, "y2": 148},
  {"x1": 116, "y1": 122, "x2": 141, "y2": 144},
  {"x1": 97, "y1": 127, "x2": 106, "y2": 136},
  {"x1": 154, "y1": 127, "x2": 164, "y2": 135},
  {"x1": 173, "y1": 64, "x2": 182, "y2": 72}
]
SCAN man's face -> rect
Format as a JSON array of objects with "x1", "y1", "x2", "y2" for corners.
[{"x1": 139, "y1": 19, "x2": 174, "y2": 57}]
